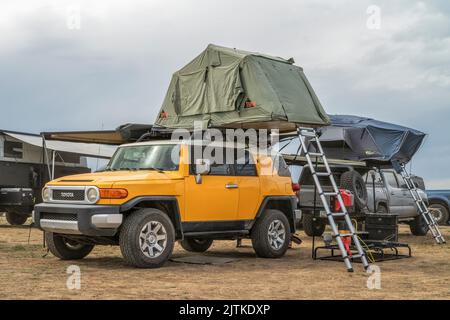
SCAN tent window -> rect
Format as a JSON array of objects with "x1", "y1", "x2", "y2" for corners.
[{"x1": 4, "y1": 141, "x2": 23, "y2": 159}]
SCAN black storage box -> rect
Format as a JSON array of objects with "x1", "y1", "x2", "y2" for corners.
[{"x1": 365, "y1": 213, "x2": 398, "y2": 242}]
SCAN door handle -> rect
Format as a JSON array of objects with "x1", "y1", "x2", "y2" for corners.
[{"x1": 225, "y1": 184, "x2": 239, "y2": 189}]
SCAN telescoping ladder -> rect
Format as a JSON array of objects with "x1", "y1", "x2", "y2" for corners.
[
  {"x1": 297, "y1": 127, "x2": 370, "y2": 272},
  {"x1": 396, "y1": 163, "x2": 446, "y2": 244}
]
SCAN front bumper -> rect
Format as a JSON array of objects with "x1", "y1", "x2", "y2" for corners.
[{"x1": 33, "y1": 203, "x2": 122, "y2": 236}]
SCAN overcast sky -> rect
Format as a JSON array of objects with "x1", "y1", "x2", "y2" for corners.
[{"x1": 0, "y1": 0, "x2": 449, "y2": 188}]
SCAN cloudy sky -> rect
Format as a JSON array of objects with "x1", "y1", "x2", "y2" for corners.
[{"x1": 0, "y1": 0, "x2": 449, "y2": 188}]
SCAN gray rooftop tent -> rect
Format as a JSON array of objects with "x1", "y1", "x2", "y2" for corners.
[
  {"x1": 154, "y1": 44, "x2": 330, "y2": 132},
  {"x1": 310, "y1": 115, "x2": 426, "y2": 167}
]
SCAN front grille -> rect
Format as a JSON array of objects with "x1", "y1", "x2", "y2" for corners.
[
  {"x1": 41, "y1": 213, "x2": 78, "y2": 221},
  {"x1": 52, "y1": 189, "x2": 85, "y2": 201}
]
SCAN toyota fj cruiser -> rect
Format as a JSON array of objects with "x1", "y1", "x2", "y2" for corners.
[{"x1": 33, "y1": 140, "x2": 299, "y2": 268}]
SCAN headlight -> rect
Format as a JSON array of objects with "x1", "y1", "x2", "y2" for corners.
[
  {"x1": 42, "y1": 188, "x2": 50, "y2": 202},
  {"x1": 86, "y1": 187, "x2": 99, "y2": 203}
]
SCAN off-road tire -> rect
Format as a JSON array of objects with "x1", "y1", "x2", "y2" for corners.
[
  {"x1": 409, "y1": 214, "x2": 429, "y2": 236},
  {"x1": 119, "y1": 208, "x2": 175, "y2": 268},
  {"x1": 5, "y1": 212, "x2": 28, "y2": 225},
  {"x1": 302, "y1": 213, "x2": 326, "y2": 237},
  {"x1": 428, "y1": 203, "x2": 449, "y2": 225},
  {"x1": 45, "y1": 232, "x2": 94, "y2": 260},
  {"x1": 340, "y1": 170, "x2": 368, "y2": 211},
  {"x1": 251, "y1": 209, "x2": 291, "y2": 258},
  {"x1": 180, "y1": 238, "x2": 213, "y2": 253}
]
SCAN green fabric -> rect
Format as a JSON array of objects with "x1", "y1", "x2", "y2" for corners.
[{"x1": 155, "y1": 44, "x2": 330, "y2": 131}]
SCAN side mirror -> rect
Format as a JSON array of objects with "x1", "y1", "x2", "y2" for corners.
[{"x1": 195, "y1": 159, "x2": 211, "y2": 184}]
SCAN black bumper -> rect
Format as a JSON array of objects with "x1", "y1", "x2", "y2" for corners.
[{"x1": 34, "y1": 203, "x2": 121, "y2": 236}]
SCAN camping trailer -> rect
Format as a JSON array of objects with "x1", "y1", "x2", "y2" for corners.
[{"x1": 0, "y1": 129, "x2": 115, "y2": 225}]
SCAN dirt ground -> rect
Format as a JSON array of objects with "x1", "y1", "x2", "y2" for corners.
[{"x1": 0, "y1": 216, "x2": 449, "y2": 300}]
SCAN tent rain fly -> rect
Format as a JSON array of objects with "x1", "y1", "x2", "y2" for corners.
[{"x1": 155, "y1": 44, "x2": 330, "y2": 132}]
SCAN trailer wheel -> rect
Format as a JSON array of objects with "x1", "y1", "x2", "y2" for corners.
[
  {"x1": 251, "y1": 209, "x2": 290, "y2": 258},
  {"x1": 340, "y1": 170, "x2": 368, "y2": 211},
  {"x1": 180, "y1": 238, "x2": 213, "y2": 253},
  {"x1": 45, "y1": 232, "x2": 94, "y2": 260},
  {"x1": 302, "y1": 213, "x2": 326, "y2": 237},
  {"x1": 5, "y1": 212, "x2": 28, "y2": 226},
  {"x1": 409, "y1": 215, "x2": 429, "y2": 236},
  {"x1": 119, "y1": 208, "x2": 175, "y2": 268}
]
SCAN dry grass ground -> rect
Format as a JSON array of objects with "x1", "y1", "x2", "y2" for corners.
[{"x1": 0, "y1": 216, "x2": 449, "y2": 300}]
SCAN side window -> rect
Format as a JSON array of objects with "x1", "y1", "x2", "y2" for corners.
[
  {"x1": 190, "y1": 146, "x2": 233, "y2": 176},
  {"x1": 235, "y1": 150, "x2": 257, "y2": 176},
  {"x1": 209, "y1": 162, "x2": 232, "y2": 175},
  {"x1": 275, "y1": 155, "x2": 291, "y2": 177},
  {"x1": 384, "y1": 172, "x2": 399, "y2": 188},
  {"x1": 365, "y1": 171, "x2": 382, "y2": 185},
  {"x1": 4, "y1": 141, "x2": 23, "y2": 159}
]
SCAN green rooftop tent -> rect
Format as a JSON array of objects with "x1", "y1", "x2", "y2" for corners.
[{"x1": 154, "y1": 44, "x2": 330, "y2": 132}]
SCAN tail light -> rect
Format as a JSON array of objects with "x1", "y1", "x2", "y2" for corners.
[
  {"x1": 291, "y1": 183, "x2": 301, "y2": 192},
  {"x1": 100, "y1": 188, "x2": 128, "y2": 199}
]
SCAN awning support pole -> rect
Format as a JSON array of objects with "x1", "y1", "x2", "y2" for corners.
[
  {"x1": 51, "y1": 150, "x2": 56, "y2": 180},
  {"x1": 42, "y1": 135, "x2": 52, "y2": 180}
]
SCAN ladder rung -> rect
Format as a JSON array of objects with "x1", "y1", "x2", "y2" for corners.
[
  {"x1": 300, "y1": 130, "x2": 316, "y2": 137},
  {"x1": 323, "y1": 192, "x2": 339, "y2": 196},
  {"x1": 314, "y1": 172, "x2": 330, "y2": 177},
  {"x1": 308, "y1": 152, "x2": 323, "y2": 157},
  {"x1": 332, "y1": 213, "x2": 346, "y2": 218},
  {"x1": 337, "y1": 233, "x2": 355, "y2": 237}
]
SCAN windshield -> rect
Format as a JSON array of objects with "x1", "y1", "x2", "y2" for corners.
[{"x1": 106, "y1": 144, "x2": 180, "y2": 171}]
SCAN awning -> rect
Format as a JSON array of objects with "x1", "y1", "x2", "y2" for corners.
[
  {"x1": 43, "y1": 130, "x2": 124, "y2": 145},
  {"x1": 41, "y1": 123, "x2": 157, "y2": 145},
  {"x1": 4, "y1": 132, "x2": 117, "y2": 159}
]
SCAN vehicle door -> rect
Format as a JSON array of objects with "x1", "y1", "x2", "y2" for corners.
[
  {"x1": 382, "y1": 170, "x2": 407, "y2": 217},
  {"x1": 234, "y1": 150, "x2": 261, "y2": 221},
  {"x1": 184, "y1": 146, "x2": 239, "y2": 225}
]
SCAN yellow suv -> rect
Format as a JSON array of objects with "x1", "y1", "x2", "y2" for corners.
[{"x1": 34, "y1": 140, "x2": 299, "y2": 268}]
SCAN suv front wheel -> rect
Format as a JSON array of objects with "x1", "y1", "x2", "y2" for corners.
[
  {"x1": 251, "y1": 209, "x2": 291, "y2": 258},
  {"x1": 45, "y1": 232, "x2": 94, "y2": 260},
  {"x1": 120, "y1": 208, "x2": 175, "y2": 268},
  {"x1": 409, "y1": 214, "x2": 429, "y2": 236},
  {"x1": 6, "y1": 211, "x2": 28, "y2": 226}
]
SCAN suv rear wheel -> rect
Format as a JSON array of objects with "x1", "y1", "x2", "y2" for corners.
[
  {"x1": 409, "y1": 214, "x2": 429, "y2": 236},
  {"x1": 302, "y1": 212, "x2": 326, "y2": 237},
  {"x1": 180, "y1": 238, "x2": 213, "y2": 252},
  {"x1": 45, "y1": 232, "x2": 94, "y2": 260},
  {"x1": 119, "y1": 208, "x2": 175, "y2": 268},
  {"x1": 6, "y1": 212, "x2": 28, "y2": 226},
  {"x1": 251, "y1": 209, "x2": 291, "y2": 258}
]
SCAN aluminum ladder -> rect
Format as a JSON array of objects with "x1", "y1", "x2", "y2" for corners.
[
  {"x1": 297, "y1": 127, "x2": 370, "y2": 272},
  {"x1": 396, "y1": 163, "x2": 446, "y2": 244}
]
